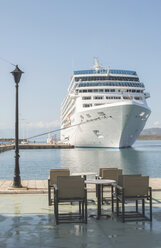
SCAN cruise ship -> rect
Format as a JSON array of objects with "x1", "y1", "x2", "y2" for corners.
[{"x1": 60, "y1": 59, "x2": 151, "y2": 148}]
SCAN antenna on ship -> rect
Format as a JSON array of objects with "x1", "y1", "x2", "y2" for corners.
[
  {"x1": 107, "y1": 65, "x2": 110, "y2": 76},
  {"x1": 93, "y1": 57, "x2": 103, "y2": 71}
]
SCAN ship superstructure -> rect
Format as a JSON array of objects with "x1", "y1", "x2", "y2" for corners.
[{"x1": 60, "y1": 59, "x2": 151, "y2": 148}]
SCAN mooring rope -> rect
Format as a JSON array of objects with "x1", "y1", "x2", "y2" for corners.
[{"x1": 27, "y1": 114, "x2": 111, "y2": 140}]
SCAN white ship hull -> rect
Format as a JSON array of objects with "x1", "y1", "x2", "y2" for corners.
[{"x1": 61, "y1": 102, "x2": 151, "y2": 148}]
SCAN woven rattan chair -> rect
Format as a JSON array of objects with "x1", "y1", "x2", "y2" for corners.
[
  {"x1": 48, "y1": 168, "x2": 70, "y2": 206},
  {"x1": 99, "y1": 168, "x2": 122, "y2": 210},
  {"x1": 54, "y1": 176, "x2": 87, "y2": 224},
  {"x1": 116, "y1": 175, "x2": 152, "y2": 222}
]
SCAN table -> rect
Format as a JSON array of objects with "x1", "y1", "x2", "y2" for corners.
[
  {"x1": 85, "y1": 179, "x2": 116, "y2": 219},
  {"x1": 71, "y1": 172, "x2": 97, "y2": 180}
]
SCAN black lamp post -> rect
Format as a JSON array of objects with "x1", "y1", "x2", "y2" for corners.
[{"x1": 11, "y1": 65, "x2": 24, "y2": 187}]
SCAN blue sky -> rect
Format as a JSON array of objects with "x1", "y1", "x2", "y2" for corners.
[{"x1": 0, "y1": 0, "x2": 161, "y2": 139}]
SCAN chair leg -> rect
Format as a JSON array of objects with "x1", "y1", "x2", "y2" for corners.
[
  {"x1": 101, "y1": 185, "x2": 104, "y2": 204},
  {"x1": 111, "y1": 185, "x2": 114, "y2": 212},
  {"x1": 142, "y1": 199, "x2": 145, "y2": 217},
  {"x1": 116, "y1": 190, "x2": 119, "y2": 216},
  {"x1": 84, "y1": 189, "x2": 87, "y2": 224},
  {"x1": 54, "y1": 190, "x2": 59, "y2": 224},
  {"x1": 116, "y1": 199, "x2": 119, "y2": 216},
  {"x1": 150, "y1": 189, "x2": 152, "y2": 221},
  {"x1": 54, "y1": 199, "x2": 59, "y2": 224},
  {"x1": 82, "y1": 201, "x2": 84, "y2": 219},
  {"x1": 79, "y1": 201, "x2": 82, "y2": 215},
  {"x1": 96, "y1": 184, "x2": 98, "y2": 197},
  {"x1": 136, "y1": 200, "x2": 138, "y2": 213},
  {"x1": 48, "y1": 184, "x2": 52, "y2": 206},
  {"x1": 122, "y1": 194, "x2": 125, "y2": 223}
]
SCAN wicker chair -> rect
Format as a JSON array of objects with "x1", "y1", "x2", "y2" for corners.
[
  {"x1": 99, "y1": 168, "x2": 122, "y2": 210},
  {"x1": 116, "y1": 175, "x2": 152, "y2": 222},
  {"x1": 54, "y1": 176, "x2": 87, "y2": 224},
  {"x1": 48, "y1": 168, "x2": 70, "y2": 206}
]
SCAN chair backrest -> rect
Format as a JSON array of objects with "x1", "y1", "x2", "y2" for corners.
[
  {"x1": 118, "y1": 174, "x2": 141, "y2": 187},
  {"x1": 49, "y1": 168, "x2": 70, "y2": 186},
  {"x1": 121, "y1": 175, "x2": 149, "y2": 197},
  {"x1": 57, "y1": 176, "x2": 85, "y2": 199},
  {"x1": 101, "y1": 168, "x2": 122, "y2": 183},
  {"x1": 99, "y1": 168, "x2": 107, "y2": 177},
  {"x1": 100, "y1": 168, "x2": 118, "y2": 177}
]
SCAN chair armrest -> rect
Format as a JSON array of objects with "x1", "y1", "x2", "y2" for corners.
[
  {"x1": 148, "y1": 186, "x2": 152, "y2": 197},
  {"x1": 116, "y1": 184, "x2": 123, "y2": 190},
  {"x1": 48, "y1": 178, "x2": 50, "y2": 187},
  {"x1": 54, "y1": 184, "x2": 58, "y2": 190}
]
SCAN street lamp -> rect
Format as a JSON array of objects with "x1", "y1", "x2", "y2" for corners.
[{"x1": 11, "y1": 65, "x2": 24, "y2": 187}]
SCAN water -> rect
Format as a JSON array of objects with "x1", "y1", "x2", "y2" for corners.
[{"x1": 0, "y1": 140, "x2": 161, "y2": 179}]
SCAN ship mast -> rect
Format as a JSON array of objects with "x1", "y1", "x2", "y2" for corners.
[{"x1": 93, "y1": 57, "x2": 103, "y2": 71}]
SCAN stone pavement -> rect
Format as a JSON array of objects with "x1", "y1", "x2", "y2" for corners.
[{"x1": 0, "y1": 191, "x2": 161, "y2": 248}]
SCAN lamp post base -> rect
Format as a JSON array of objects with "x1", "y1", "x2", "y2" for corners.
[{"x1": 13, "y1": 176, "x2": 22, "y2": 188}]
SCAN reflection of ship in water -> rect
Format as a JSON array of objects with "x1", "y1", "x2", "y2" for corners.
[{"x1": 60, "y1": 147, "x2": 147, "y2": 175}]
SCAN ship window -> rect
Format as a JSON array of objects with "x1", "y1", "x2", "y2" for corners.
[
  {"x1": 94, "y1": 96, "x2": 104, "y2": 100},
  {"x1": 110, "y1": 89, "x2": 115, "y2": 92},
  {"x1": 75, "y1": 76, "x2": 139, "y2": 82},
  {"x1": 93, "y1": 89, "x2": 98, "y2": 92},
  {"x1": 139, "y1": 112, "x2": 145, "y2": 117},
  {"x1": 134, "y1": 97, "x2": 142, "y2": 100},
  {"x1": 123, "y1": 96, "x2": 132, "y2": 100},
  {"x1": 105, "y1": 89, "x2": 109, "y2": 92},
  {"x1": 99, "y1": 89, "x2": 104, "y2": 92},
  {"x1": 83, "y1": 104, "x2": 92, "y2": 108},
  {"x1": 78, "y1": 82, "x2": 144, "y2": 88},
  {"x1": 83, "y1": 90, "x2": 87, "y2": 92},
  {"x1": 94, "y1": 103, "x2": 105, "y2": 106},
  {"x1": 106, "y1": 96, "x2": 121, "y2": 99},
  {"x1": 82, "y1": 96, "x2": 91, "y2": 100},
  {"x1": 80, "y1": 115, "x2": 84, "y2": 119},
  {"x1": 98, "y1": 112, "x2": 105, "y2": 116},
  {"x1": 88, "y1": 89, "x2": 93, "y2": 92}
]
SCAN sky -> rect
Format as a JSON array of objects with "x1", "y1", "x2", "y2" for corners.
[{"x1": 0, "y1": 0, "x2": 161, "y2": 139}]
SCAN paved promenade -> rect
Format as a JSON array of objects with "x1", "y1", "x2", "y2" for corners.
[
  {"x1": 0, "y1": 190, "x2": 161, "y2": 248},
  {"x1": 0, "y1": 178, "x2": 161, "y2": 193}
]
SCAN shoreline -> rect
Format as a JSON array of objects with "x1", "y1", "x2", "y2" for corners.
[
  {"x1": 0, "y1": 138, "x2": 160, "y2": 152},
  {"x1": 0, "y1": 178, "x2": 160, "y2": 193}
]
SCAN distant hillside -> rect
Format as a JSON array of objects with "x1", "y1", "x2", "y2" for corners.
[{"x1": 141, "y1": 128, "x2": 161, "y2": 135}]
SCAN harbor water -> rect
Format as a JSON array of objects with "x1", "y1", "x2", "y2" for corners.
[{"x1": 0, "y1": 140, "x2": 161, "y2": 180}]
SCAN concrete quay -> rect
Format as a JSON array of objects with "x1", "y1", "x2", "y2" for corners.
[
  {"x1": 0, "y1": 143, "x2": 74, "y2": 152},
  {"x1": 0, "y1": 144, "x2": 14, "y2": 152},
  {"x1": 19, "y1": 143, "x2": 74, "y2": 149},
  {"x1": 0, "y1": 178, "x2": 161, "y2": 194}
]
